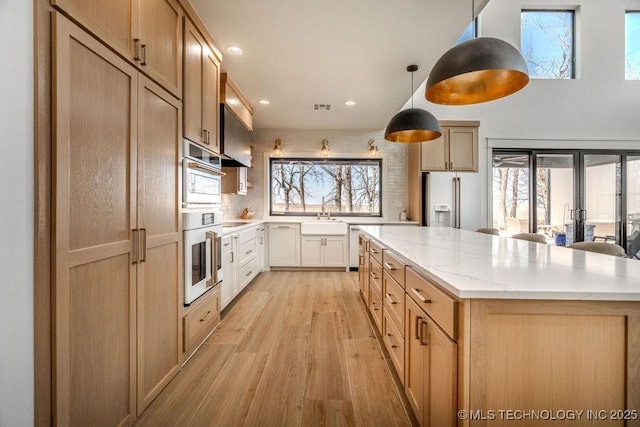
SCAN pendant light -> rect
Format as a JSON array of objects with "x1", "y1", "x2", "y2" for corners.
[
  {"x1": 425, "y1": 0, "x2": 529, "y2": 105},
  {"x1": 384, "y1": 65, "x2": 442, "y2": 143}
]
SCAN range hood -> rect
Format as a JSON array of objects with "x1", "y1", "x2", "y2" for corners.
[{"x1": 220, "y1": 104, "x2": 252, "y2": 167}]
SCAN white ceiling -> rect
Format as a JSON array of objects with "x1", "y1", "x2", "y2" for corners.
[{"x1": 190, "y1": 0, "x2": 487, "y2": 130}]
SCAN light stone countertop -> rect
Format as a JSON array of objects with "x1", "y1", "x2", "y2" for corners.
[
  {"x1": 359, "y1": 225, "x2": 640, "y2": 301},
  {"x1": 222, "y1": 218, "x2": 418, "y2": 235}
]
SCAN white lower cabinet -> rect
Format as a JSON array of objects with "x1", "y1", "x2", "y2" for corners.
[
  {"x1": 301, "y1": 235, "x2": 347, "y2": 267},
  {"x1": 268, "y1": 223, "x2": 301, "y2": 267},
  {"x1": 220, "y1": 234, "x2": 237, "y2": 310}
]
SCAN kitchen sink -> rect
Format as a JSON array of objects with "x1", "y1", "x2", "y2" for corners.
[{"x1": 300, "y1": 221, "x2": 347, "y2": 235}]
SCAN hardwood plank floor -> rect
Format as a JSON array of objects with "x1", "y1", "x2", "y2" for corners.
[{"x1": 135, "y1": 271, "x2": 413, "y2": 427}]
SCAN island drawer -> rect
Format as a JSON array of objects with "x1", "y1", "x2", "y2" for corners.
[
  {"x1": 369, "y1": 240, "x2": 385, "y2": 265},
  {"x1": 369, "y1": 286, "x2": 383, "y2": 333},
  {"x1": 383, "y1": 272, "x2": 404, "y2": 335},
  {"x1": 406, "y1": 267, "x2": 457, "y2": 340},
  {"x1": 383, "y1": 250, "x2": 406, "y2": 288},
  {"x1": 382, "y1": 309, "x2": 404, "y2": 383},
  {"x1": 369, "y1": 257, "x2": 383, "y2": 299}
]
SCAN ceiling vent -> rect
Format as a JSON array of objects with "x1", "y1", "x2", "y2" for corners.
[{"x1": 313, "y1": 103, "x2": 331, "y2": 111}]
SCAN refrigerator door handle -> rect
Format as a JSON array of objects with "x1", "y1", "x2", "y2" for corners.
[{"x1": 453, "y1": 177, "x2": 461, "y2": 229}]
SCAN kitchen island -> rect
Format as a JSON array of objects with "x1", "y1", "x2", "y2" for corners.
[{"x1": 358, "y1": 225, "x2": 640, "y2": 427}]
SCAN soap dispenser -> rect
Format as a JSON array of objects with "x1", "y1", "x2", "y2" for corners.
[{"x1": 399, "y1": 208, "x2": 407, "y2": 221}]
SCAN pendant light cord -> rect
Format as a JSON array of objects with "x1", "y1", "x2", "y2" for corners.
[{"x1": 410, "y1": 71, "x2": 414, "y2": 108}]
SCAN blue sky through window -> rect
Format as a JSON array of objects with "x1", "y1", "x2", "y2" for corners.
[
  {"x1": 626, "y1": 12, "x2": 640, "y2": 80},
  {"x1": 521, "y1": 10, "x2": 574, "y2": 79}
]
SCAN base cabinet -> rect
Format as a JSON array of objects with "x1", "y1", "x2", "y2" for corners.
[
  {"x1": 182, "y1": 287, "x2": 220, "y2": 359},
  {"x1": 268, "y1": 224, "x2": 300, "y2": 267},
  {"x1": 220, "y1": 234, "x2": 236, "y2": 310},
  {"x1": 405, "y1": 296, "x2": 457, "y2": 427}
]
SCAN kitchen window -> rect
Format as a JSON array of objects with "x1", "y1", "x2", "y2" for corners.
[
  {"x1": 269, "y1": 158, "x2": 382, "y2": 217},
  {"x1": 521, "y1": 10, "x2": 576, "y2": 79},
  {"x1": 626, "y1": 11, "x2": 640, "y2": 80}
]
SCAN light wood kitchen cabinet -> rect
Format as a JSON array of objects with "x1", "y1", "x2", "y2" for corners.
[
  {"x1": 405, "y1": 295, "x2": 457, "y2": 427},
  {"x1": 220, "y1": 73, "x2": 254, "y2": 131},
  {"x1": 222, "y1": 166, "x2": 248, "y2": 195},
  {"x1": 421, "y1": 122, "x2": 479, "y2": 172},
  {"x1": 51, "y1": 0, "x2": 183, "y2": 98},
  {"x1": 268, "y1": 224, "x2": 301, "y2": 267},
  {"x1": 182, "y1": 286, "x2": 220, "y2": 358},
  {"x1": 183, "y1": 17, "x2": 220, "y2": 152},
  {"x1": 53, "y1": 14, "x2": 181, "y2": 423},
  {"x1": 300, "y1": 235, "x2": 347, "y2": 267}
]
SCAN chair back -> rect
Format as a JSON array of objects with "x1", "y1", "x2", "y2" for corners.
[
  {"x1": 567, "y1": 241, "x2": 627, "y2": 257},
  {"x1": 511, "y1": 233, "x2": 546, "y2": 244},
  {"x1": 476, "y1": 228, "x2": 499, "y2": 236}
]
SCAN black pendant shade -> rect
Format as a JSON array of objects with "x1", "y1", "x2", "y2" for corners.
[
  {"x1": 385, "y1": 64, "x2": 442, "y2": 143},
  {"x1": 384, "y1": 108, "x2": 442, "y2": 143},
  {"x1": 425, "y1": 37, "x2": 529, "y2": 105}
]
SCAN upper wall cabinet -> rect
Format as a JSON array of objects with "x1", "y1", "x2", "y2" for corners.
[
  {"x1": 51, "y1": 0, "x2": 183, "y2": 98},
  {"x1": 183, "y1": 17, "x2": 221, "y2": 153},
  {"x1": 221, "y1": 73, "x2": 254, "y2": 131},
  {"x1": 421, "y1": 121, "x2": 479, "y2": 172}
]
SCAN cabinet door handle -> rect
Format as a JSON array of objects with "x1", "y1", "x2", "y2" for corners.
[
  {"x1": 385, "y1": 293, "x2": 396, "y2": 305},
  {"x1": 200, "y1": 310, "x2": 212, "y2": 322},
  {"x1": 444, "y1": 161, "x2": 448, "y2": 170},
  {"x1": 387, "y1": 333, "x2": 398, "y2": 348},
  {"x1": 384, "y1": 262, "x2": 399, "y2": 271},
  {"x1": 414, "y1": 315, "x2": 423, "y2": 340},
  {"x1": 140, "y1": 44, "x2": 147, "y2": 66},
  {"x1": 419, "y1": 319, "x2": 429, "y2": 346},
  {"x1": 411, "y1": 288, "x2": 432, "y2": 304},
  {"x1": 230, "y1": 251, "x2": 234, "y2": 263},
  {"x1": 450, "y1": 161, "x2": 453, "y2": 170},
  {"x1": 139, "y1": 228, "x2": 147, "y2": 262},
  {"x1": 133, "y1": 38, "x2": 141, "y2": 61},
  {"x1": 132, "y1": 229, "x2": 139, "y2": 264},
  {"x1": 202, "y1": 129, "x2": 208, "y2": 144}
]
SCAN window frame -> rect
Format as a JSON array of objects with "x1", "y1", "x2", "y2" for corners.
[
  {"x1": 625, "y1": 10, "x2": 640, "y2": 80},
  {"x1": 521, "y1": 9, "x2": 577, "y2": 80},
  {"x1": 268, "y1": 157, "x2": 383, "y2": 218}
]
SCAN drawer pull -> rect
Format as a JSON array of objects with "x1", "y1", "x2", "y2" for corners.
[
  {"x1": 385, "y1": 293, "x2": 397, "y2": 305},
  {"x1": 370, "y1": 271, "x2": 379, "y2": 280},
  {"x1": 387, "y1": 333, "x2": 399, "y2": 348},
  {"x1": 370, "y1": 248, "x2": 379, "y2": 254},
  {"x1": 200, "y1": 310, "x2": 212, "y2": 322},
  {"x1": 245, "y1": 270, "x2": 252, "y2": 277},
  {"x1": 277, "y1": 225, "x2": 290, "y2": 229},
  {"x1": 411, "y1": 288, "x2": 432, "y2": 304},
  {"x1": 384, "y1": 262, "x2": 399, "y2": 271},
  {"x1": 246, "y1": 249, "x2": 253, "y2": 255}
]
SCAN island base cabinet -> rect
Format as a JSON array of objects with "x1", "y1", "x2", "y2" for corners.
[
  {"x1": 405, "y1": 296, "x2": 457, "y2": 427},
  {"x1": 468, "y1": 299, "x2": 640, "y2": 426}
]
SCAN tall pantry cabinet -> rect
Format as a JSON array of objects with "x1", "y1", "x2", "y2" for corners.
[{"x1": 52, "y1": 12, "x2": 182, "y2": 425}]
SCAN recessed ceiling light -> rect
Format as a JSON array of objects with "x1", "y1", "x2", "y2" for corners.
[
  {"x1": 259, "y1": 99, "x2": 270, "y2": 105},
  {"x1": 227, "y1": 46, "x2": 243, "y2": 56},
  {"x1": 345, "y1": 100, "x2": 357, "y2": 106}
]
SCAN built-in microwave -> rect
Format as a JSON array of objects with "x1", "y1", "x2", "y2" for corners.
[{"x1": 183, "y1": 140, "x2": 223, "y2": 207}]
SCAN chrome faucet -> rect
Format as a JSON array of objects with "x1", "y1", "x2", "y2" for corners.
[{"x1": 317, "y1": 196, "x2": 330, "y2": 219}]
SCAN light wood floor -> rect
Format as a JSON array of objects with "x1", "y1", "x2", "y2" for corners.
[{"x1": 135, "y1": 271, "x2": 414, "y2": 426}]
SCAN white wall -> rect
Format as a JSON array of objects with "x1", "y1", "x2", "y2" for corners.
[
  {"x1": 412, "y1": 0, "x2": 640, "y2": 227},
  {"x1": 0, "y1": 0, "x2": 34, "y2": 425}
]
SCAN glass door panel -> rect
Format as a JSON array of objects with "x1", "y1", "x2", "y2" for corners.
[
  {"x1": 627, "y1": 156, "x2": 640, "y2": 258},
  {"x1": 535, "y1": 154, "x2": 574, "y2": 244},
  {"x1": 492, "y1": 153, "x2": 531, "y2": 236},
  {"x1": 582, "y1": 154, "x2": 622, "y2": 245}
]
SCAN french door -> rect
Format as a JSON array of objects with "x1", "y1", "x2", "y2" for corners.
[{"x1": 492, "y1": 149, "x2": 639, "y2": 257}]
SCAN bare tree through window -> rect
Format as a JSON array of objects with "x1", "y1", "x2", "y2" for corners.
[
  {"x1": 270, "y1": 158, "x2": 382, "y2": 216},
  {"x1": 521, "y1": 10, "x2": 575, "y2": 79}
]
